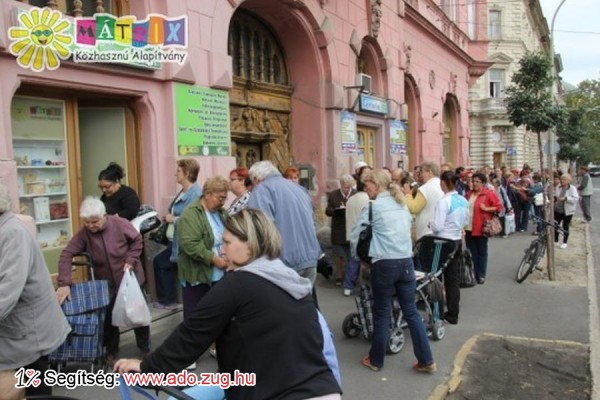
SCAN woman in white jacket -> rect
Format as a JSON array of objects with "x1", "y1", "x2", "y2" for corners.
[{"x1": 554, "y1": 173, "x2": 579, "y2": 249}]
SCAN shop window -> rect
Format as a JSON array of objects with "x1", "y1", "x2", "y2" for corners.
[
  {"x1": 489, "y1": 10, "x2": 501, "y2": 40},
  {"x1": 489, "y1": 69, "x2": 504, "y2": 98},
  {"x1": 228, "y1": 11, "x2": 288, "y2": 85},
  {"x1": 20, "y1": 0, "x2": 129, "y2": 17}
]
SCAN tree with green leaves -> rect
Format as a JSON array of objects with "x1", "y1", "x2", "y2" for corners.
[
  {"x1": 504, "y1": 51, "x2": 566, "y2": 174},
  {"x1": 560, "y1": 78, "x2": 600, "y2": 167},
  {"x1": 504, "y1": 51, "x2": 566, "y2": 280}
]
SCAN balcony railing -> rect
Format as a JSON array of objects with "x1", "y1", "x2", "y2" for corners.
[
  {"x1": 471, "y1": 97, "x2": 507, "y2": 113},
  {"x1": 17, "y1": 0, "x2": 125, "y2": 17}
]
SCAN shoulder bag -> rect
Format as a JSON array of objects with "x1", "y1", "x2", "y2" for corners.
[
  {"x1": 482, "y1": 193, "x2": 502, "y2": 237},
  {"x1": 483, "y1": 214, "x2": 502, "y2": 237},
  {"x1": 458, "y1": 240, "x2": 476, "y2": 288},
  {"x1": 150, "y1": 190, "x2": 182, "y2": 244},
  {"x1": 356, "y1": 202, "x2": 373, "y2": 263}
]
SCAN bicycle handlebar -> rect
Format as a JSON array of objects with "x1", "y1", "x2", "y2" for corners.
[{"x1": 530, "y1": 214, "x2": 567, "y2": 233}]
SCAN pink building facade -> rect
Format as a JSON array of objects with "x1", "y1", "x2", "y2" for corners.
[{"x1": 0, "y1": 0, "x2": 488, "y2": 269}]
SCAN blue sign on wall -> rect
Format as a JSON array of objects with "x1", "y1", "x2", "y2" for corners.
[{"x1": 359, "y1": 94, "x2": 388, "y2": 115}]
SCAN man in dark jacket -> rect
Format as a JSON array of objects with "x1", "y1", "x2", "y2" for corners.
[{"x1": 325, "y1": 174, "x2": 356, "y2": 286}]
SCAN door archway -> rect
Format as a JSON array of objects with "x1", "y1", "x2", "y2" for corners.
[{"x1": 228, "y1": 10, "x2": 292, "y2": 171}]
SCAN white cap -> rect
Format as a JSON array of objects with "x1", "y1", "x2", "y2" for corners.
[{"x1": 354, "y1": 161, "x2": 368, "y2": 170}]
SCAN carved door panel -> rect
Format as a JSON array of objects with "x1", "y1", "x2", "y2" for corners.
[
  {"x1": 235, "y1": 143, "x2": 261, "y2": 169},
  {"x1": 228, "y1": 10, "x2": 293, "y2": 172}
]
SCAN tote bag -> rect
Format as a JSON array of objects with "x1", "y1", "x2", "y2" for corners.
[{"x1": 356, "y1": 203, "x2": 373, "y2": 263}]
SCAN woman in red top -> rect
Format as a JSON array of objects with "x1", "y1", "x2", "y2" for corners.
[{"x1": 465, "y1": 172, "x2": 503, "y2": 284}]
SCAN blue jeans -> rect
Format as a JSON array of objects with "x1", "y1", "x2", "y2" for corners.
[
  {"x1": 465, "y1": 232, "x2": 488, "y2": 279},
  {"x1": 343, "y1": 256, "x2": 360, "y2": 290},
  {"x1": 370, "y1": 258, "x2": 433, "y2": 367},
  {"x1": 153, "y1": 243, "x2": 177, "y2": 305}
]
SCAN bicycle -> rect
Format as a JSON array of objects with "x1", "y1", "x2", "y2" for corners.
[{"x1": 515, "y1": 214, "x2": 566, "y2": 283}]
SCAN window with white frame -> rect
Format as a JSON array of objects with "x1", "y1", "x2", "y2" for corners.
[
  {"x1": 489, "y1": 10, "x2": 501, "y2": 40},
  {"x1": 468, "y1": 0, "x2": 476, "y2": 39},
  {"x1": 489, "y1": 69, "x2": 504, "y2": 98}
]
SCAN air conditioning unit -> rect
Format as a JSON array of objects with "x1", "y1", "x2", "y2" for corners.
[{"x1": 356, "y1": 73, "x2": 372, "y2": 93}]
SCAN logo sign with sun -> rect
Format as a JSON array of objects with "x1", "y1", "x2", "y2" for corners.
[{"x1": 8, "y1": 7, "x2": 72, "y2": 72}]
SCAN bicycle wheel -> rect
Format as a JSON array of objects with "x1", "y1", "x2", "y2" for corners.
[{"x1": 516, "y1": 246, "x2": 535, "y2": 283}]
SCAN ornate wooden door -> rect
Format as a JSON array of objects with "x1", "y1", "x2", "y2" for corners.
[
  {"x1": 228, "y1": 10, "x2": 293, "y2": 171},
  {"x1": 234, "y1": 143, "x2": 262, "y2": 169}
]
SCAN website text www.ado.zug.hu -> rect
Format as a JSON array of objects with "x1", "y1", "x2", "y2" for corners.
[{"x1": 14, "y1": 368, "x2": 256, "y2": 390}]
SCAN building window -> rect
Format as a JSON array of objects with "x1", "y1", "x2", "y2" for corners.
[
  {"x1": 357, "y1": 127, "x2": 376, "y2": 167},
  {"x1": 228, "y1": 11, "x2": 289, "y2": 85},
  {"x1": 489, "y1": 69, "x2": 504, "y2": 98},
  {"x1": 489, "y1": 10, "x2": 501, "y2": 40},
  {"x1": 25, "y1": 0, "x2": 128, "y2": 17},
  {"x1": 467, "y1": 0, "x2": 476, "y2": 39}
]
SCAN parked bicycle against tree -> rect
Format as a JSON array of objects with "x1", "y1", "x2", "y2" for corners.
[{"x1": 515, "y1": 215, "x2": 566, "y2": 283}]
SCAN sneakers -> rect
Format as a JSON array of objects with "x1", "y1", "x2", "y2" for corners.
[
  {"x1": 413, "y1": 362, "x2": 437, "y2": 373},
  {"x1": 361, "y1": 356, "x2": 380, "y2": 372},
  {"x1": 554, "y1": 242, "x2": 560, "y2": 247},
  {"x1": 559, "y1": 243, "x2": 568, "y2": 249},
  {"x1": 154, "y1": 302, "x2": 178, "y2": 311},
  {"x1": 343, "y1": 289, "x2": 352, "y2": 297},
  {"x1": 335, "y1": 278, "x2": 342, "y2": 286}
]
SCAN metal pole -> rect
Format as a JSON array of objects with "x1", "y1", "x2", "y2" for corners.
[{"x1": 546, "y1": 0, "x2": 567, "y2": 280}]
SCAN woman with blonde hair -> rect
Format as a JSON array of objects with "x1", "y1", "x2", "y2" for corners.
[
  {"x1": 554, "y1": 173, "x2": 579, "y2": 249},
  {"x1": 115, "y1": 209, "x2": 342, "y2": 400},
  {"x1": 350, "y1": 169, "x2": 435, "y2": 373}
]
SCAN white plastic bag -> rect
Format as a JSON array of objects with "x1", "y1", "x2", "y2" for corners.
[
  {"x1": 112, "y1": 270, "x2": 151, "y2": 328},
  {"x1": 505, "y1": 214, "x2": 516, "y2": 235}
]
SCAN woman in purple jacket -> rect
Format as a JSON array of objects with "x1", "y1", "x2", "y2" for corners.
[{"x1": 55, "y1": 197, "x2": 148, "y2": 364}]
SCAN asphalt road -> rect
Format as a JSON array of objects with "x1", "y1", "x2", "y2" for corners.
[{"x1": 54, "y1": 185, "x2": 595, "y2": 399}]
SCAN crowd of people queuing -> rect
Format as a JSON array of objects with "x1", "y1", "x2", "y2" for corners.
[{"x1": 0, "y1": 155, "x2": 593, "y2": 399}]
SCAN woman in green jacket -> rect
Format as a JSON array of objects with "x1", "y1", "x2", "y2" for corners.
[{"x1": 177, "y1": 176, "x2": 229, "y2": 321}]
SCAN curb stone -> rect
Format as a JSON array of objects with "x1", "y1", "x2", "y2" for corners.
[
  {"x1": 585, "y1": 222, "x2": 600, "y2": 399},
  {"x1": 429, "y1": 218, "x2": 594, "y2": 400},
  {"x1": 428, "y1": 334, "x2": 588, "y2": 400}
]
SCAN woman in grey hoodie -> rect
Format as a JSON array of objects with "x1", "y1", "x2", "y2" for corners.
[{"x1": 115, "y1": 209, "x2": 341, "y2": 400}]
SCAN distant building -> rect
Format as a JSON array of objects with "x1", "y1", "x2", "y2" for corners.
[{"x1": 468, "y1": 0, "x2": 558, "y2": 170}]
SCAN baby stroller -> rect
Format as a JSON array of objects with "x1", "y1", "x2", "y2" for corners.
[
  {"x1": 413, "y1": 236, "x2": 460, "y2": 341},
  {"x1": 49, "y1": 253, "x2": 110, "y2": 372},
  {"x1": 342, "y1": 284, "x2": 405, "y2": 354}
]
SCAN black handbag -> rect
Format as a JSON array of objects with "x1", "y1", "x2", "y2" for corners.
[
  {"x1": 149, "y1": 191, "x2": 181, "y2": 245},
  {"x1": 356, "y1": 202, "x2": 373, "y2": 263},
  {"x1": 458, "y1": 241, "x2": 476, "y2": 288},
  {"x1": 150, "y1": 221, "x2": 170, "y2": 245}
]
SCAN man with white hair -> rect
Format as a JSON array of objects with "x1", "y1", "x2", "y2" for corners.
[
  {"x1": 248, "y1": 161, "x2": 321, "y2": 283},
  {"x1": 403, "y1": 161, "x2": 444, "y2": 240},
  {"x1": 0, "y1": 181, "x2": 71, "y2": 398}
]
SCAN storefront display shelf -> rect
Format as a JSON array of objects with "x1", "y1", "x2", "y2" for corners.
[{"x1": 20, "y1": 192, "x2": 68, "y2": 198}]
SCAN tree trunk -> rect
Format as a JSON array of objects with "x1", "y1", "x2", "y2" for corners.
[{"x1": 540, "y1": 131, "x2": 555, "y2": 280}]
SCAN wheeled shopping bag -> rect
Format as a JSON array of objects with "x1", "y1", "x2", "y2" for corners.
[{"x1": 49, "y1": 253, "x2": 110, "y2": 371}]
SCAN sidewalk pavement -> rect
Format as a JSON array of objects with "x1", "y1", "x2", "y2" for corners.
[{"x1": 430, "y1": 219, "x2": 596, "y2": 399}]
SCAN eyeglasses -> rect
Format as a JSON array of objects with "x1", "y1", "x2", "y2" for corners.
[
  {"x1": 210, "y1": 193, "x2": 228, "y2": 202},
  {"x1": 98, "y1": 182, "x2": 114, "y2": 191}
]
